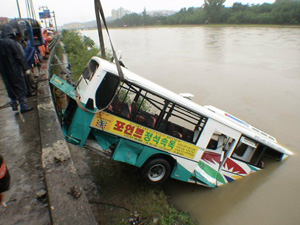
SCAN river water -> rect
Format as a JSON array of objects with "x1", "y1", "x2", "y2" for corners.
[{"x1": 81, "y1": 26, "x2": 300, "y2": 225}]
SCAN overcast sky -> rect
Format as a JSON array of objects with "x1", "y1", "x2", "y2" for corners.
[{"x1": 1, "y1": 0, "x2": 275, "y2": 26}]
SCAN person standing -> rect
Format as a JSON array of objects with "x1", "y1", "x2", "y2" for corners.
[
  {"x1": 39, "y1": 29, "x2": 53, "y2": 59},
  {"x1": 0, "y1": 24, "x2": 33, "y2": 113}
]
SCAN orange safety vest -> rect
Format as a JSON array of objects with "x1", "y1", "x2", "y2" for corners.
[{"x1": 0, "y1": 160, "x2": 7, "y2": 179}]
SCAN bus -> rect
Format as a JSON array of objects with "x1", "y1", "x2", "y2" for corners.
[{"x1": 50, "y1": 56, "x2": 293, "y2": 188}]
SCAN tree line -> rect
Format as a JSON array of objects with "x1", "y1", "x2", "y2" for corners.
[{"x1": 108, "y1": 0, "x2": 300, "y2": 27}]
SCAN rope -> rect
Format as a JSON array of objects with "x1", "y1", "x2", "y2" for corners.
[
  {"x1": 94, "y1": 0, "x2": 124, "y2": 81},
  {"x1": 72, "y1": 0, "x2": 125, "y2": 114},
  {"x1": 89, "y1": 200, "x2": 130, "y2": 211},
  {"x1": 94, "y1": 0, "x2": 106, "y2": 59}
]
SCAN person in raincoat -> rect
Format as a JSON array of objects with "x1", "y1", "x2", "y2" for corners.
[{"x1": 0, "y1": 24, "x2": 33, "y2": 113}]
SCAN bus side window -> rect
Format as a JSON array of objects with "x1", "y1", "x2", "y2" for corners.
[
  {"x1": 167, "y1": 122, "x2": 182, "y2": 138},
  {"x1": 83, "y1": 60, "x2": 98, "y2": 80},
  {"x1": 102, "y1": 79, "x2": 208, "y2": 144},
  {"x1": 120, "y1": 103, "x2": 131, "y2": 118},
  {"x1": 159, "y1": 104, "x2": 207, "y2": 143},
  {"x1": 207, "y1": 132, "x2": 228, "y2": 150},
  {"x1": 131, "y1": 90, "x2": 164, "y2": 129},
  {"x1": 108, "y1": 95, "x2": 121, "y2": 113},
  {"x1": 232, "y1": 137, "x2": 263, "y2": 167},
  {"x1": 95, "y1": 73, "x2": 119, "y2": 110}
]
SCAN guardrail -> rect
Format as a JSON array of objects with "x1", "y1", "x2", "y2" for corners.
[{"x1": 37, "y1": 35, "x2": 97, "y2": 225}]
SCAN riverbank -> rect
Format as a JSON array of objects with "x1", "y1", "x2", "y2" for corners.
[
  {"x1": 77, "y1": 23, "x2": 300, "y2": 31},
  {"x1": 69, "y1": 144, "x2": 197, "y2": 225}
]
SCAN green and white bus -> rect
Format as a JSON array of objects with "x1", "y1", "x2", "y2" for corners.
[{"x1": 50, "y1": 57, "x2": 293, "y2": 188}]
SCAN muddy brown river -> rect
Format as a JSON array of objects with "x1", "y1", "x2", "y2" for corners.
[{"x1": 81, "y1": 26, "x2": 300, "y2": 225}]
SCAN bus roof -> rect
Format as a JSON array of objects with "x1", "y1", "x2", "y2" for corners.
[{"x1": 91, "y1": 57, "x2": 293, "y2": 156}]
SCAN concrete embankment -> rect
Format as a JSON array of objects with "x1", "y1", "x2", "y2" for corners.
[{"x1": 37, "y1": 36, "x2": 97, "y2": 224}]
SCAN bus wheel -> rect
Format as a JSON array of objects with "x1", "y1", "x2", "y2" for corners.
[{"x1": 141, "y1": 158, "x2": 171, "y2": 184}]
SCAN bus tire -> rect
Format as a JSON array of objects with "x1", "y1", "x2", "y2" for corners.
[{"x1": 141, "y1": 158, "x2": 171, "y2": 184}]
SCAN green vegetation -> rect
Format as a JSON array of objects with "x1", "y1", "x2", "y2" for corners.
[
  {"x1": 60, "y1": 30, "x2": 101, "y2": 80},
  {"x1": 88, "y1": 149, "x2": 197, "y2": 225},
  {"x1": 50, "y1": 43, "x2": 63, "y2": 76},
  {"x1": 204, "y1": 0, "x2": 226, "y2": 23},
  {"x1": 108, "y1": 0, "x2": 300, "y2": 27}
]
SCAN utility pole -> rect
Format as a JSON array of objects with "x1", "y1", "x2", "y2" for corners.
[
  {"x1": 16, "y1": 0, "x2": 22, "y2": 18},
  {"x1": 52, "y1": 11, "x2": 58, "y2": 33}
]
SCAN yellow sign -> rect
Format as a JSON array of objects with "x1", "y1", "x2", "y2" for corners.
[{"x1": 91, "y1": 112, "x2": 198, "y2": 159}]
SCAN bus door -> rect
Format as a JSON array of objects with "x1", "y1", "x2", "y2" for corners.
[{"x1": 196, "y1": 131, "x2": 236, "y2": 187}]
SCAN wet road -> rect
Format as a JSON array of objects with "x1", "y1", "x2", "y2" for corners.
[{"x1": 0, "y1": 79, "x2": 50, "y2": 225}]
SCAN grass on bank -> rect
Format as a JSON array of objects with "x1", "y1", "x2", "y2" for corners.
[
  {"x1": 60, "y1": 30, "x2": 102, "y2": 81},
  {"x1": 87, "y1": 149, "x2": 196, "y2": 225},
  {"x1": 50, "y1": 43, "x2": 63, "y2": 76}
]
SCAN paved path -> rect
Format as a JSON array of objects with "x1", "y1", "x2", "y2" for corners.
[
  {"x1": 0, "y1": 41, "x2": 97, "y2": 224},
  {"x1": 0, "y1": 79, "x2": 51, "y2": 224}
]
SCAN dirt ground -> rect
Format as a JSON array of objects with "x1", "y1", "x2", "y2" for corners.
[
  {"x1": 69, "y1": 143, "x2": 155, "y2": 225},
  {"x1": 68, "y1": 143, "x2": 196, "y2": 225}
]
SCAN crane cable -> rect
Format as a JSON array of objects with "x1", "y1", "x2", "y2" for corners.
[
  {"x1": 94, "y1": 0, "x2": 124, "y2": 81},
  {"x1": 74, "y1": 0, "x2": 125, "y2": 115}
]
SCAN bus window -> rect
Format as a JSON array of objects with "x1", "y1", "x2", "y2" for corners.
[
  {"x1": 95, "y1": 73, "x2": 119, "y2": 110},
  {"x1": 230, "y1": 136, "x2": 285, "y2": 168},
  {"x1": 110, "y1": 82, "x2": 136, "y2": 118},
  {"x1": 231, "y1": 136, "x2": 265, "y2": 168},
  {"x1": 133, "y1": 91, "x2": 164, "y2": 128},
  {"x1": 83, "y1": 60, "x2": 99, "y2": 80},
  {"x1": 207, "y1": 132, "x2": 225, "y2": 150},
  {"x1": 249, "y1": 144, "x2": 265, "y2": 166},
  {"x1": 200, "y1": 132, "x2": 236, "y2": 184},
  {"x1": 232, "y1": 137, "x2": 257, "y2": 162},
  {"x1": 107, "y1": 81, "x2": 165, "y2": 128},
  {"x1": 206, "y1": 132, "x2": 235, "y2": 155},
  {"x1": 104, "y1": 79, "x2": 207, "y2": 143},
  {"x1": 160, "y1": 104, "x2": 207, "y2": 143}
]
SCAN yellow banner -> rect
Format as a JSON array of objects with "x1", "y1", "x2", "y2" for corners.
[{"x1": 91, "y1": 112, "x2": 198, "y2": 159}]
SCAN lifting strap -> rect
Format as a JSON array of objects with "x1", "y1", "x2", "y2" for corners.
[
  {"x1": 73, "y1": 0, "x2": 125, "y2": 115},
  {"x1": 94, "y1": 0, "x2": 124, "y2": 81}
]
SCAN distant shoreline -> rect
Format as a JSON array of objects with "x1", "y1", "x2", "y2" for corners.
[{"x1": 74, "y1": 24, "x2": 300, "y2": 31}]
